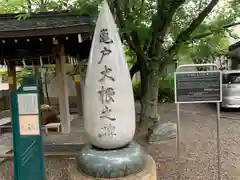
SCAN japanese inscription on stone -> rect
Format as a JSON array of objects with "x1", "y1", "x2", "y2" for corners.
[
  {"x1": 98, "y1": 86, "x2": 115, "y2": 104},
  {"x1": 98, "y1": 28, "x2": 116, "y2": 137},
  {"x1": 100, "y1": 105, "x2": 116, "y2": 121},
  {"x1": 98, "y1": 47, "x2": 112, "y2": 64},
  {"x1": 98, "y1": 124, "x2": 116, "y2": 138},
  {"x1": 99, "y1": 29, "x2": 113, "y2": 44},
  {"x1": 84, "y1": 2, "x2": 136, "y2": 149},
  {"x1": 99, "y1": 65, "x2": 115, "y2": 82}
]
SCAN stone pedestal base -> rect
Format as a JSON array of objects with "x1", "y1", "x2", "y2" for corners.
[
  {"x1": 77, "y1": 142, "x2": 146, "y2": 178},
  {"x1": 68, "y1": 155, "x2": 157, "y2": 180}
]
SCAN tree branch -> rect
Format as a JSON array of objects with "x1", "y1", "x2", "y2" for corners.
[
  {"x1": 149, "y1": 1, "x2": 169, "y2": 56},
  {"x1": 27, "y1": 0, "x2": 32, "y2": 14},
  {"x1": 190, "y1": 21, "x2": 240, "y2": 40},
  {"x1": 158, "y1": 0, "x2": 186, "y2": 42},
  {"x1": 140, "y1": 0, "x2": 145, "y2": 13},
  {"x1": 123, "y1": 0, "x2": 130, "y2": 17},
  {"x1": 149, "y1": 0, "x2": 185, "y2": 57},
  {"x1": 114, "y1": 0, "x2": 149, "y2": 67},
  {"x1": 168, "y1": 0, "x2": 219, "y2": 55}
]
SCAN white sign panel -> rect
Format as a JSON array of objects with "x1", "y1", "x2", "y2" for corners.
[
  {"x1": 17, "y1": 93, "x2": 39, "y2": 115},
  {"x1": 23, "y1": 86, "x2": 37, "y2": 91},
  {"x1": 19, "y1": 115, "x2": 40, "y2": 135}
]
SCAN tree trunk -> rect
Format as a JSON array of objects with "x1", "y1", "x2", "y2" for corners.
[
  {"x1": 144, "y1": 65, "x2": 159, "y2": 121},
  {"x1": 138, "y1": 61, "x2": 148, "y2": 123},
  {"x1": 139, "y1": 61, "x2": 160, "y2": 136}
]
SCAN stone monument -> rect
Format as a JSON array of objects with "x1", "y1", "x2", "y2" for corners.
[{"x1": 68, "y1": 1, "x2": 157, "y2": 179}]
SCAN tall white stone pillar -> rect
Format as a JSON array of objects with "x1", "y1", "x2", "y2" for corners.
[{"x1": 71, "y1": 1, "x2": 157, "y2": 179}]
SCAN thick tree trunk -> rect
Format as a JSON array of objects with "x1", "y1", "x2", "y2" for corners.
[
  {"x1": 143, "y1": 66, "x2": 159, "y2": 121},
  {"x1": 139, "y1": 61, "x2": 160, "y2": 136},
  {"x1": 133, "y1": 56, "x2": 148, "y2": 124},
  {"x1": 138, "y1": 64, "x2": 147, "y2": 123}
]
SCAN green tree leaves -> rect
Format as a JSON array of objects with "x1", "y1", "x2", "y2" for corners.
[{"x1": 1, "y1": 0, "x2": 239, "y2": 66}]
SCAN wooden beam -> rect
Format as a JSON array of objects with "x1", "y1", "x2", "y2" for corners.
[
  {"x1": 7, "y1": 61, "x2": 17, "y2": 112},
  {"x1": 0, "y1": 37, "x2": 92, "y2": 60},
  {"x1": 0, "y1": 25, "x2": 93, "y2": 39},
  {"x1": 8, "y1": 61, "x2": 17, "y2": 92},
  {"x1": 55, "y1": 45, "x2": 71, "y2": 134}
]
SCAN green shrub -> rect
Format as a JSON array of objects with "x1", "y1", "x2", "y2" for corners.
[
  {"x1": 132, "y1": 75, "x2": 174, "y2": 102},
  {"x1": 133, "y1": 81, "x2": 141, "y2": 100},
  {"x1": 158, "y1": 75, "x2": 174, "y2": 102}
]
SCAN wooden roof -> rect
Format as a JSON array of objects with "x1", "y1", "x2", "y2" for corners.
[
  {"x1": 229, "y1": 41, "x2": 240, "y2": 51},
  {"x1": 0, "y1": 11, "x2": 94, "y2": 64},
  {"x1": 228, "y1": 41, "x2": 240, "y2": 59},
  {"x1": 0, "y1": 11, "x2": 93, "y2": 38}
]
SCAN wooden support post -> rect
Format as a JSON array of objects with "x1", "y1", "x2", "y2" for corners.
[
  {"x1": 75, "y1": 77, "x2": 83, "y2": 117},
  {"x1": 8, "y1": 61, "x2": 17, "y2": 92},
  {"x1": 34, "y1": 67, "x2": 44, "y2": 105},
  {"x1": 55, "y1": 46, "x2": 71, "y2": 134},
  {"x1": 74, "y1": 62, "x2": 83, "y2": 118},
  {"x1": 8, "y1": 61, "x2": 17, "y2": 110}
]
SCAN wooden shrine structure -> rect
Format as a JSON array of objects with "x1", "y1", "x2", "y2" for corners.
[
  {"x1": 228, "y1": 41, "x2": 240, "y2": 69},
  {"x1": 229, "y1": 41, "x2": 240, "y2": 59},
  {"x1": 0, "y1": 11, "x2": 93, "y2": 133}
]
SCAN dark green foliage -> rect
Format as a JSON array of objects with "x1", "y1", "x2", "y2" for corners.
[
  {"x1": 133, "y1": 81, "x2": 141, "y2": 100},
  {"x1": 158, "y1": 75, "x2": 174, "y2": 102},
  {"x1": 16, "y1": 69, "x2": 33, "y2": 83},
  {"x1": 133, "y1": 75, "x2": 174, "y2": 102}
]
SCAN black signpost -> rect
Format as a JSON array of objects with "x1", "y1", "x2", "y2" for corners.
[
  {"x1": 174, "y1": 64, "x2": 222, "y2": 180},
  {"x1": 175, "y1": 71, "x2": 222, "y2": 103}
]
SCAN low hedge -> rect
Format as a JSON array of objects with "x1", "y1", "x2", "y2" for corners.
[{"x1": 133, "y1": 75, "x2": 174, "y2": 102}]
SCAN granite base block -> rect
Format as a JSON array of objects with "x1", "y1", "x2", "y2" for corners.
[
  {"x1": 77, "y1": 141, "x2": 146, "y2": 178},
  {"x1": 68, "y1": 155, "x2": 157, "y2": 180}
]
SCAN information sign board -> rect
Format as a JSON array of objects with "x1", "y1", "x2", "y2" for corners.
[
  {"x1": 174, "y1": 71, "x2": 222, "y2": 103},
  {"x1": 175, "y1": 65, "x2": 222, "y2": 180},
  {"x1": 11, "y1": 76, "x2": 45, "y2": 180}
]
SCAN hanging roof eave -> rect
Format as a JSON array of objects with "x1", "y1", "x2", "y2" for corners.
[{"x1": 0, "y1": 11, "x2": 94, "y2": 39}]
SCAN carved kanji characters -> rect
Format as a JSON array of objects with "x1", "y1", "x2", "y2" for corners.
[
  {"x1": 99, "y1": 65, "x2": 115, "y2": 82},
  {"x1": 98, "y1": 47, "x2": 112, "y2": 64},
  {"x1": 100, "y1": 105, "x2": 116, "y2": 121},
  {"x1": 98, "y1": 86, "x2": 115, "y2": 104},
  {"x1": 99, "y1": 29, "x2": 113, "y2": 44}
]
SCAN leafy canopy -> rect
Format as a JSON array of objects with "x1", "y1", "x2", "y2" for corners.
[{"x1": 0, "y1": 0, "x2": 239, "y2": 65}]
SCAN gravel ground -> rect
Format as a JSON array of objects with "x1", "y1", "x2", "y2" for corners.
[
  {"x1": 145, "y1": 104, "x2": 240, "y2": 180},
  {"x1": 0, "y1": 157, "x2": 75, "y2": 180},
  {"x1": 1, "y1": 103, "x2": 240, "y2": 180}
]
